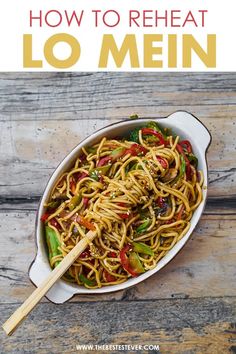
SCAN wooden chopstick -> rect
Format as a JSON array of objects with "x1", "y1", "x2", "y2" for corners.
[{"x1": 2, "y1": 230, "x2": 97, "y2": 336}]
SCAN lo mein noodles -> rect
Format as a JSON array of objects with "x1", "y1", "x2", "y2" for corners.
[{"x1": 41, "y1": 120, "x2": 204, "y2": 288}]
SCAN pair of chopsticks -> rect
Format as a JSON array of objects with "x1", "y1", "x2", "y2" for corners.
[{"x1": 2, "y1": 230, "x2": 97, "y2": 336}]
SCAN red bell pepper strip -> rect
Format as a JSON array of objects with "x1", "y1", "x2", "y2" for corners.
[
  {"x1": 108, "y1": 251, "x2": 117, "y2": 258},
  {"x1": 125, "y1": 143, "x2": 148, "y2": 156},
  {"x1": 83, "y1": 197, "x2": 89, "y2": 208},
  {"x1": 97, "y1": 156, "x2": 112, "y2": 167},
  {"x1": 79, "y1": 247, "x2": 91, "y2": 259},
  {"x1": 141, "y1": 128, "x2": 166, "y2": 146},
  {"x1": 176, "y1": 143, "x2": 184, "y2": 155},
  {"x1": 179, "y1": 140, "x2": 192, "y2": 154},
  {"x1": 70, "y1": 179, "x2": 76, "y2": 194},
  {"x1": 197, "y1": 171, "x2": 201, "y2": 182},
  {"x1": 119, "y1": 213, "x2": 130, "y2": 219},
  {"x1": 103, "y1": 270, "x2": 116, "y2": 282},
  {"x1": 78, "y1": 172, "x2": 88, "y2": 181},
  {"x1": 76, "y1": 215, "x2": 96, "y2": 231},
  {"x1": 156, "y1": 156, "x2": 168, "y2": 169},
  {"x1": 49, "y1": 218, "x2": 61, "y2": 230},
  {"x1": 73, "y1": 172, "x2": 88, "y2": 181},
  {"x1": 97, "y1": 147, "x2": 126, "y2": 167},
  {"x1": 117, "y1": 202, "x2": 126, "y2": 207},
  {"x1": 41, "y1": 212, "x2": 51, "y2": 222},
  {"x1": 120, "y1": 244, "x2": 138, "y2": 277}
]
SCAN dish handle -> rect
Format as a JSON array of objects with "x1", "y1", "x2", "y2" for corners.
[
  {"x1": 166, "y1": 111, "x2": 212, "y2": 153},
  {"x1": 29, "y1": 256, "x2": 74, "y2": 304}
]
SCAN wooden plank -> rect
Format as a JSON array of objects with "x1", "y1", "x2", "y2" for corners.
[
  {"x1": 0, "y1": 211, "x2": 235, "y2": 304},
  {"x1": 1, "y1": 104, "x2": 235, "y2": 122},
  {"x1": 0, "y1": 117, "x2": 236, "y2": 199},
  {"x1": 0, "y1": 72, "x2": 235, "y2": 121},
  {"x1": 205, "y1": 197, "x2": 236, "y2": 215},
  {"x1": 0, "y1": 297, "x2": 235, "y2": 354}
]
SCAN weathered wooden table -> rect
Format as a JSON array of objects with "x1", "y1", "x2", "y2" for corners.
[{"x1": 0, "y1": 73, "x2": 235, "y2": 353}]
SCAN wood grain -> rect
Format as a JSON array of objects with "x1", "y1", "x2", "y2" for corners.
[
  {"x1": 0, "y1": 72, "x2": 235, "y2": 121},
  {"x1": 0, "y1": 297, "x2": 235, "y2": 354},
  {"x1": 0, "y1": 72, "x2": 235, "y2": 353}
]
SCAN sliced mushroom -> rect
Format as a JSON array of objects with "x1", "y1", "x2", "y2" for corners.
[{"x1": 161, "y1": 168, "x2": 178, "y2": 183}]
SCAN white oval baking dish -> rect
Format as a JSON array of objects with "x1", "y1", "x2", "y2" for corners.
[{"x1": 29, "y1": 111, "x2": 211, "y2": 303}]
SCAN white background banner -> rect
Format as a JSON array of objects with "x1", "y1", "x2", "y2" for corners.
[{"x1": 0, "y1": 0, "x2": 235, "y2": 71}]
